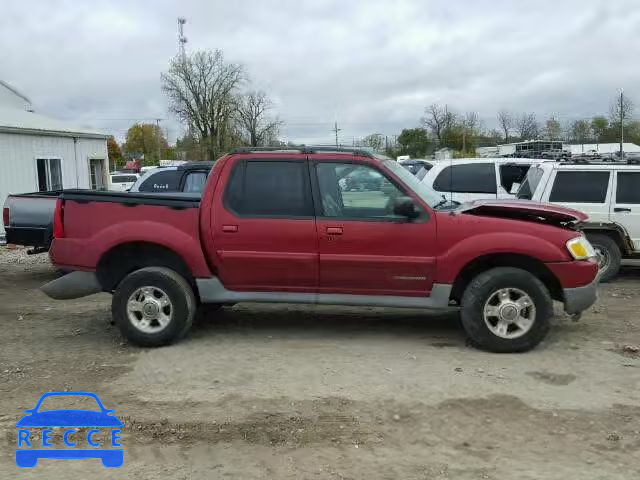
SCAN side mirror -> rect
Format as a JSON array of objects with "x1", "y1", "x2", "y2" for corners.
[
  {"x1": 509, "y1": 182, "x2": 521, "y2": 195},
  {"x1": 393, "y1": 197, "x2": 420, "y2": 220}
]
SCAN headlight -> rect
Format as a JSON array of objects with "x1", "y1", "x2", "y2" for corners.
[{"x1": 566, "y1": 236, "x2": 596, "y2": 260}]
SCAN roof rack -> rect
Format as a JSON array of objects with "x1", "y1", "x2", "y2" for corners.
[
  {"x1": 559, "y1": 158, "x2": 640, "y2": 165},
  {"x1": 230, "y1": 145, "x2": 374, "y2": 157}
]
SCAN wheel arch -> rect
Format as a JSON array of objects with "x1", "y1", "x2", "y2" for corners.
[
  {"x1": 450, "y1": 253, "x2": 563, "y2": 304},
  {"x1": 581, "y1": 224, "x2": 632, "y2": 256},
  {"x1": 96, "y1": 242, "x2": 196, "y2": 293}
]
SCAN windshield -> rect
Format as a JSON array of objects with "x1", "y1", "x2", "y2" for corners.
[
  {"x1": 382, "y1": 159, "x2": 445, "y2": 208},
  {"x1": 517, "y1": 165, "x2": 545, "y2": 199}
]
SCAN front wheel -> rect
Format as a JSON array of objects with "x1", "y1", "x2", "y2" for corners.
[
  {"x1": 586, "y1": 233, "x2": 621, "y2": 282},
  {"x1": 112, "y1": 267, "x2": 196, "y2": 347},
  {"x1": 460, "y1": 267, "x2": 553, "y2": 353}
]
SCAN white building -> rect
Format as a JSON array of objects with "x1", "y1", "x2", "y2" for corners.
[{"x1": 0, "y1": 81, "x2": 109, "y2": 234}]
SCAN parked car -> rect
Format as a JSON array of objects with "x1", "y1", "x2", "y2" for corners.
[
  {"x1": 518, "y1": 160, "x2": 640, "y2": 281},
  {"x1": 108, "y1": 171, "x2": 140, "y2": 192},
  {"x1": 41, "y1": 146, "x2": 598, "y2": 352},
  {"x1": 419, "y1": 158, "x2": 533, "y2": 203},
  {"x1": 130, "y1": 162, "x2": 213, "y2": 193}
]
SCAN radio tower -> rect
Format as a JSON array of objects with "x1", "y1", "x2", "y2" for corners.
[{"x1": 178, "y1": 17, "x2": 188, "y2": 61}]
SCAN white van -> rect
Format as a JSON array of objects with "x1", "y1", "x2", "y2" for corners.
[{"x1": 418, "y1": 158, "x2": 533, "y2": 203}]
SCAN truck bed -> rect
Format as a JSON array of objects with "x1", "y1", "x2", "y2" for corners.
[{"x1": 51, "y1": 189, "x2": 205, "y2": 273}]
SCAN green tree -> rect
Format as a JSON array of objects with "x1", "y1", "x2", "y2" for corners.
[
  {"x1": 591, "y1": 116, "x2": 609, "y2": 144},
  {"x1": 397, "y1": 128, "x2": 432, "y2": 157},
  {"x1": 123, "y1": 123, "x2": 169, "y2": 165},
  {"x1": 571, "y1": 120, "x2": 592, "y2": 144},
  {"x1": 107, "y1": 136, "x2": 123, "y2": 170}
]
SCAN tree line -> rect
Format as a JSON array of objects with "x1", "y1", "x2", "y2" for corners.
[{"x1": 383, "y1": 94, "x2": 636, "y2": 159}]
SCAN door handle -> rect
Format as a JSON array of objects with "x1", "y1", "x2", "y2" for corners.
[
  {"x1": 614, "y1": 207, "x2": 632, "y2": 213},
  {"x1": 222, "y1": 225, "x2": 238, "y2": 233},
  {"x1": 326, "y1": 226, "x2": 343, "y2": 235}
]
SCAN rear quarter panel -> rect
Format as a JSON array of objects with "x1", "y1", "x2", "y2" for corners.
[{"x1": 50, "y1": 200, "x2": 211, "y2": 277}]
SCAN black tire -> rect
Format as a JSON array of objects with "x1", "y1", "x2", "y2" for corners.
[
  {"x1": 460, "y1": 267, "x2": 553, "y2": 353},
  {"x1": 586, "y1": 233, "x2": 621, "y2": 282},
  {"x1": 112, "y1": 267, "x2": 196, "y2": 347}
]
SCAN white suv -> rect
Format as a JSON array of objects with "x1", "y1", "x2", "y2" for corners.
[
  {"x1": 419, "y1": 158, "x2": 533, "y2": 203},
  {"x1": 518, "y1": 160, "x2": 640, "y2": 281}
]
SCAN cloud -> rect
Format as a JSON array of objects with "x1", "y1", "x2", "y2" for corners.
[{"x1": 1, "y1": 0, "x2": 639, "y2": 144}]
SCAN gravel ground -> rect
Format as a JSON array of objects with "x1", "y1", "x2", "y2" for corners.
[{"x1": 0, "y1": 246, "x2": 639, "y2": 479}]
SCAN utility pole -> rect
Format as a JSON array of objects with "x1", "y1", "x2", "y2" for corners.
[
  {"x1": 332, "y1": 121, "x2": 341, "y2": 147},
  {"x1": 156, "y1": 119, "x2": 162, "y2": 162},
  {"x1": 620, "y1": 89, "x2": 624, "y2": 159}
]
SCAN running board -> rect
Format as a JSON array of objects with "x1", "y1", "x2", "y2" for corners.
[{"x1": 196, "y1": 277, "x2": 454, "y2": 310}]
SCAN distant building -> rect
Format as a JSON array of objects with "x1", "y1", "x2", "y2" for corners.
[
  {"x1": 434, "y1": 147, "x2": 454, "y2": 160},
  {"x1": 565, "y1": 143, "x2": 640, "y2": 155},
  {"x1": 0, "y1": 81, "x2": 109, "y2": 234},
  {"x1": 476, "y1": 140, "x2": 640, "y2": 158}
]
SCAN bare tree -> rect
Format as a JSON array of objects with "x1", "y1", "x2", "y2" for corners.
[
  {"x1": 359, "y1": 133, "x2": 385, "y2": 152},
  {"x1": 497, "y1": 110, "x2": 512, "y2": 142},
  {"x1": 237, "y1": 91, "x2": 282, "y2": 147},
  {"x1": 161, "y1": 50, "x2": 244, "y2": 160},
  {"x1": 515, "y1": 113, "x2": 540, "y2": 140},
  {"x1": 609, "y1": 93, "x2": 634, "y2": 126},
  {"x1": 544, "y1": 116, "x2": 562, "y2": 141},
  {"x1": 421, "y1": 104, "x2": 456, "y2": 145}
]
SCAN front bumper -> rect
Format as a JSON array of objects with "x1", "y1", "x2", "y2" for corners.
[{"x1": 563, "y1": 276, "x2": 598, "y2": 314}]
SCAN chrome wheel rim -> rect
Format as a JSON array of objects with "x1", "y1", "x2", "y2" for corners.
[
  {"x1": 127, "y1": 286, "x2": 173, "y2": 333},
  {"x1": 594, "y1": 246, "x2": 610, "y2": 272},
  {"x1": 483, "y1": 288, "x2": 536, "y2": 339}
]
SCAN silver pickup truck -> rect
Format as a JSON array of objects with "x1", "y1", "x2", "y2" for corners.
[{"x1": 2, "y1": 191, "x2": 60, "y2": 252}]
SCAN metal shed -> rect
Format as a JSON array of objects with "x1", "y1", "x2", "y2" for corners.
[{"x1": 0, "y1": 82, "x2": 109, "y2": 234}]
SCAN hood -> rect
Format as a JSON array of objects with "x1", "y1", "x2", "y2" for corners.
[{"x1": 459, "y1": 199, "x2": 587, "y2": 226}]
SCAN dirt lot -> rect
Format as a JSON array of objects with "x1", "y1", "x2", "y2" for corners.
[{"x1": 0, "y1": 247, "x2": 639, "y2": 479}]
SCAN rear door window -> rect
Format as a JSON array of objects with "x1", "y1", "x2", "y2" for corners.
[
  {"x1": 616, "y1": 172, "x2": 640, "y2": 204},
  {"x1": 433, "y1": 163, "x2": 497, "y2": 194},
  {"x1": 549, "y1": 171, "x2": 610, "y2": 203},
  {"x1": 224, "y1": 160, "x2": 313, "y2": 217}
]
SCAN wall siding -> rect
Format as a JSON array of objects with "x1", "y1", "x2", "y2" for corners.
[{"x1": 0, "y1": 132, "x2": 107, "y2": 233}]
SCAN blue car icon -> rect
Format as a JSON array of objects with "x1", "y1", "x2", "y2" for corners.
[{"x1": 15, "y1": 391, "x2": 123, "y2": 468}]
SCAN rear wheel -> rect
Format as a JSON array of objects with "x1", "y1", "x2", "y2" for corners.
[
  {"x1": 586, "y1": 233, "x2": 621, "y2": 282},
  {"x1": 460, "y1": 267, "x2": 553, "y2": 353},
  {"x1": 112, "y1": 267, "x2": 196, "y2": 347}
]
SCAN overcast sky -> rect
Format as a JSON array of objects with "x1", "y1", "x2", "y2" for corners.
[{"x1": 2, "y1": 0, "x2": 640, "y2": 144}]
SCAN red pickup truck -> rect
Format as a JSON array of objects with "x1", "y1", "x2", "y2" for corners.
[{"x1": 42, "y1": 147, "x2": 599, "y2": 352}]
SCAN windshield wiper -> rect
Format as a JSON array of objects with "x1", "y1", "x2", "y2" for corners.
[{"x1": 432, "y1": 194, "x2": 461, "y2": 210}]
